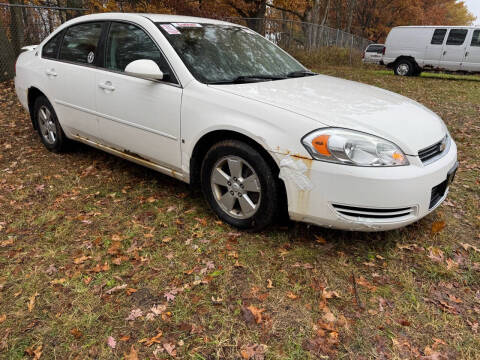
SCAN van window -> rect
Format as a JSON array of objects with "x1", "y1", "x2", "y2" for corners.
[
  {"x1": 431, "y1": 29, "x2": 447, "y2": 45},
  {"x1": 366, "y1": 45, "x2": 384, "y2": 53},
  {"x1": 472, "y1": 30, "x2": 480, "y2": 47},
  {"x1": 446, "y1": 29, "x2": 468, "y2": 45}
]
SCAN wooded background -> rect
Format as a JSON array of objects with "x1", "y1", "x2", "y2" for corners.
[{"x1": 0, "y1": 0, "x2": 476, "y2": 81}]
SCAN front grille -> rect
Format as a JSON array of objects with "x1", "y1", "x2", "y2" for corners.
[
  {"x1": 418, "y1": 136, "x2": 447, "y2": 164},
  {"x1": 430, "y1": 179, "x2": 448, "y2": 209},
  {"x1": 332, "y1": 204, "x2": 415, "y2": 220}
]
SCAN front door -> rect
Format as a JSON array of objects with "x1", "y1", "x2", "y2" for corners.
[
  {"x1": 95, "y1": 21, "x2": 182, "y2": 170},
  {"x1": 463, "y1": 29, "x2": 480, "y2": 72},
  {"x1": 439, "y1": 28, "x2": 469, "y2": 71}
]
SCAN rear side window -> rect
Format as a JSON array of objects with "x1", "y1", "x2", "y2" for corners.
[
  {"x1": 59, "y1": 22, "x2": 103, "y2": 64},
  {"x1": 42, "y1": 32, "x2": 63, "y2": 59},
  {"x1": 431, "y1": 29, "x2": 447, "y2": 45},
  {"x1": 472, "y1": 30, "x2": 480, "y2": 47},
  {"x1": 366, "y1": 45, "x2": 384, "y2": 53},
  {"x1": 446, "y1": 29, "x2": 468, "y2": 45},
  {"x1": 105, "y1": 22, "x2": 175, "y2": 82}
]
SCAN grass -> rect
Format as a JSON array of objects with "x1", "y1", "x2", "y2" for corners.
[{"x1": 0, "y1": 65, "x2": 479, "y2": 359}]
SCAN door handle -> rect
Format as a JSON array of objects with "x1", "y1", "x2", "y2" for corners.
[
  {"x1": 45, "y1": 68, "x2": 57, "y2": 77},
  {"x1": 465, "y1": 51, "x2": 469, "y2": 57},
  {"x1": 98, "y1": 81, "x2": 115, "y2": 91},
  {"x1": 443, "y1": 51, "x2": 447, "y2": 56}
]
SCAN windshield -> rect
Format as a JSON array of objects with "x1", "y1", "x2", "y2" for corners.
[{"x1": 156, "y1": 23, "x2": 309, "y2": 84}]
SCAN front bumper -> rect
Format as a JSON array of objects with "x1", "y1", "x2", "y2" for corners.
[{"x1": 277, "y1": 141, "x2": 458, "y2": 231}]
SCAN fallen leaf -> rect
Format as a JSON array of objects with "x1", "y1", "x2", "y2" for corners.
[
  {"x1": 0, "y1": 238, "x2": 14, "y2": 247},
  {"x1": 119, "y1": 335, "x2": 131, "y2": 342},
  {"x1": 125, "y1": 308, "x2": 143, "y2": 321},
  {"x1": 25, "y1": 344, "x2": 43, "y2": 360},
  {"x1": 106, "y1": 284, "x2": 127, "y2": 295},
  {"x1": 431, "y1": 221, "x2": 446, "y2": 234},
  {"x1": 460, "y1": 243, "x2": 480, "y2": 253},
  {"x1": 245, "y1": 305, "x2": 264, "y2": 324},
  {"x1": 139, "y1": 331, "x2": 163, "y2": 347},
  {"x1": 266, "y1": 279, "x2": 273, "y2": 288},
  {"x1": 124, "y1": 345, "x2": 139, "y2": 360},
  {"x1": 428, "y1": 247, "x2": 445, "y2": 263},
  {"x1": 107, "y1": 336, "x2": 116, "y2": 349},
  {"x1": 241, "y1": 343, "x2": 267, "y2": 360},
  {"x1": 162, "y1": 237, "x2": 172, "y2": 243},
  {"x1": 163, "y1": 342, "x2": 177, "y2": 357},
  {"x1": 0, "y1": 314, "x2": 6, "y2": 323},
  {"x1": 73, "y1": 255, "x2": 90, "y2": 264},
  {"x1": 28, "y1": 292, "x2": 39, "y2": 312},
  {"x1": 70, "y1": 328, "x2": 83, "y2": 339},
  {"x1": 287, "y1": 291, "x2": 298, "y2": 299},
  {"x1": 126, "y1": 288, "x2": 137, "y2": 296}
]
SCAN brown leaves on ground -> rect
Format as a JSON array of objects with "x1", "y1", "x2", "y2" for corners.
[
  {"x1": 242, "y1": 305, "x2": 265, "y2": 325},
  {"x1": 431, "y1": 221, "x2": 446, "y2": 234},
  {"x1": 27, "y1": 292, "x2": 39, "y2": 312},
  {"x1": 24, "y1": 344, "x2": 42, "y2": 359},
  {"x1": 240, "y1": 343, "x2": 267, "y2": 360},
  {"x1": 124, "y1": 345, "x2": 139, "y2": 360},
  {"x1": 139, "y1": 331, "x2": 163, "y2": 347}
]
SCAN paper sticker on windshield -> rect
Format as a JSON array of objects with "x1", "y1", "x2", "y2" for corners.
[
  {"x1": 172, "y1": 22, "x2": 203, "y2": 28},
  {"x1": 160, "y1": 24, "x2": 181, "y2": 35}
]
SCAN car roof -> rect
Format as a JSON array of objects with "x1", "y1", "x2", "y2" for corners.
[
  {"x1": 394, "y1": 25, "x2": 479, "y2": 29},
  {"x1": 70, "y1": 12, "x2": 238, "y2": 26}
]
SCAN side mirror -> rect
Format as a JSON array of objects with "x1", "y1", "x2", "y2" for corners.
[{"x1": 124, "y1": 59, "x2": 164, "y2": 80}]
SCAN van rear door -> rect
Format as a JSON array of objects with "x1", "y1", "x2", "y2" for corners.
[
  {"x1": 439, "y1": 28, "x2": 469, "y2": 71},
  {"x1": 424, "y1": 28, "x2": 447, "y2": 69},
  {"x1": 463, "y1": 29, "x2": 480, "y2": 72}
]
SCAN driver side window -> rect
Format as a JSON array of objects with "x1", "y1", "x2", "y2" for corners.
[{"x1": 105, "y1": 22, "x2": 175, "y2": 83}]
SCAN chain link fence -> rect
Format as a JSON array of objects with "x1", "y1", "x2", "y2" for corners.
[{"x1": 0, "y1": 3, "x2": 372, "y2": 81}]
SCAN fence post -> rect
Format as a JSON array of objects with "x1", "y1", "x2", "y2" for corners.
[{"x1": 350, "y1": 35, "x2": 354, "y2": 65}]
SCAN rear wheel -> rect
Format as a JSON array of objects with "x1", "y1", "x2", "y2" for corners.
[
  {"x1": 33, "y1": 96, "x2": 69, "y2": 152},
  {"x1": 394, "y1": 59, "x2": 414, "y2": 76},
  {"x1": 200, "y1": 140, "x2": 280, "y2": 230}
]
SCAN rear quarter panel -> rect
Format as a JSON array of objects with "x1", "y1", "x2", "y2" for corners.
[{"x1": 384, "y1": 28, "x2": 432, "y2": 65}]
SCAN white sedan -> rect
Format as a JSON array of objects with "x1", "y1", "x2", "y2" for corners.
[{"x1": 14, "y1": 13, "x2": 458, "y2": 231}]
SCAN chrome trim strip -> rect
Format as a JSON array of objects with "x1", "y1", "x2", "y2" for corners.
[
  {"x1": 55, "y1": 99, "x2": 178, "y2": 140},
  {"x1": 71, "y1": 134, "x2": 187, "y2": 182}
]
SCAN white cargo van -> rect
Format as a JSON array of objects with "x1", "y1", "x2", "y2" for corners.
[{"x1": 382, "y1": 26, "x2": 480, "y2": 76}]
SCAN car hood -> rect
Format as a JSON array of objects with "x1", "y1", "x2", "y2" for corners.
[{"x1": 210, "y1": 75, "x2": 447, "y2": 155}]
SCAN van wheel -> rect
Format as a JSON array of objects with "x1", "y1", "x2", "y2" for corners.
[
  {"x1": 33, "y1": 95, "x2": 69, "y2": 152},
  {"x1": 394, "y1": 59, "x2": 414, "y2": 76},
  {"x1": 200, "y1": 140, "x2": 280, "y2": 231}
]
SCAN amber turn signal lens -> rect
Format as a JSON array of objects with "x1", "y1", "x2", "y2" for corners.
[
  {"x1": 312, "y1": 135, "x2": 331, "y2": 156},
  {"x1": 392, "y1": 152, "x2": 404, "y2": 161}
]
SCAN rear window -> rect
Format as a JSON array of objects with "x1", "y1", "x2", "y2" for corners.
[
  {"x1": 42, "y1": 32, "x2": 63, "y2": 59},
  {"x1": 446, "y1": 29, "x2": 468, "y2": 46},
  {"x1": 366, "y1": 45, "x2": 384, "y2": 53},
  {"x1": 431, "y1": 29, "x2": 447, "y2": 45},
  {"x1": 472, "y1": 30, "x2": 480, "y2": 47},
  {"x1": 59, "y1": 22, "x2": 103, "y2": 64}
]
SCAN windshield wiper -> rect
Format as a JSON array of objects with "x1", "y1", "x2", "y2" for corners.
[
  {"x1": 207, "y1": 75, "x2": 287, "y2": 85},
  {"x1": 286, "y1": 70, "x2": 317, "y2": 78}
]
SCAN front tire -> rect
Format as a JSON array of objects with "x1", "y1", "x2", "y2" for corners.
[
  {"x1": 33, "y1": 95, "x2": 69, "y2": 152},
  {"x1": 394, "y1": 59, "x2": 414, "y2": 76},
  {"x1": 200, "y1": 140, "x2": 281, "y2": 230}
]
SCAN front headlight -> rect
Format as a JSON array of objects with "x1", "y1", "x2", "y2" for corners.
[{"x1": 301, "y1": 128, "x2": 409, "y2": 166}]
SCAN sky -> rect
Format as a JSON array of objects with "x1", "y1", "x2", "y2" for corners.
[{"x1": 464, "y1": 0, "x2": 480, "y2": 24}]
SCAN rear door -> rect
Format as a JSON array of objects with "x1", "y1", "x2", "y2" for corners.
[
  {"x1": 54, "y1": 21, "x2": 106, "y2": 141},
  {"x1": 424, "y1": 28, "x2": 447, "y2": 68},
  {"x1": 95, "y1": 21, "x2": 182, "y2": 170},
  {"x1": 463, "y1": 29, "x2": 480, "y2": 72},
  {"x1": 439, "y1": 28, "x2": 469, "y2": 71}
]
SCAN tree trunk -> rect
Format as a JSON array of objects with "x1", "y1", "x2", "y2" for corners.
[
  {"x1": 0, "y1": 23, "x2": 16, "y2": 81},
  {"x1": 9, "y1": 0, "x2": 24, "y2": 56},
  {"x1": 346, "y1": 0, "x2": 357, "y2": 33}
]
